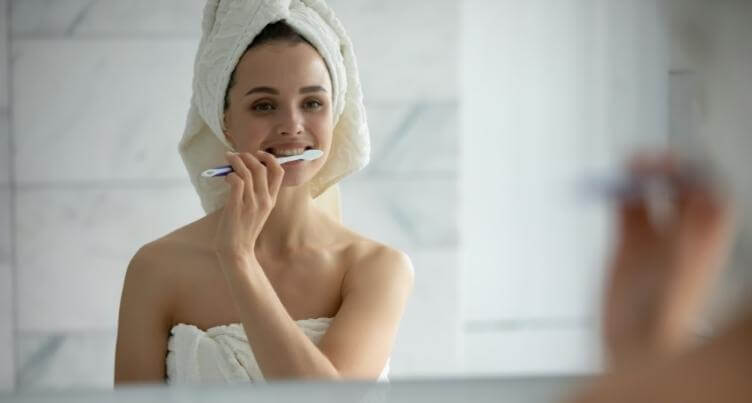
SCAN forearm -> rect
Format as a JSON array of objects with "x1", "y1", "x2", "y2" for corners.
[
  {"x1": 218, "y1": 253, "x2": 340, "y2": 380},
  {"x1": 575, "y1": 312, "x2": 752, "y2": 403},
  {"x1": 645, "y1": 313, "x2": 752, "y2": 402}
]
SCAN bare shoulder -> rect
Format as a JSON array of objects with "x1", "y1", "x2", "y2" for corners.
[
  {"x1": 123, "y1": 210, "x2": 224, "y2": 321},
  {"x1": 340, "y1": 233, "x2": 415, "y2": 292},
  {"x1": 123, "y1": 215, "x2": 212, "y2": 305},
  {"x1": 123, "y1": 239, "x2": 179, "y2": 310},
  {"x1": 116, "y1": 235, "x2": 195, "y2": 383},
  {"x1": 130, "y1": 211, "x2": 216, "y2": 272}
]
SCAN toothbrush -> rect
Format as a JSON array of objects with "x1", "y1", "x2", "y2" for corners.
[
  {"x1": 580, "y1": 163, "x2": 714, "y2": 201},
  {"x1": 201, "y1": 149, "x2": 324, "y2": 178}
]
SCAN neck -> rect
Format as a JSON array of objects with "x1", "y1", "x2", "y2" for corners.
[
  {"x1": 207, "y1": 184, "x2": 337, "y2": 256},
  {"x1": 254, "y1": 183, "x2": 329, "y2": 255}
]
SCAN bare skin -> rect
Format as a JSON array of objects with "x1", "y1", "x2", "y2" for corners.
[
  {"x1": 566, "y1": 151, "x2": 745, "y2": 402},
  {"x1": 570, "y1": 309, "x2": 752, "y2": 403},
  {"x1": 114, "y1": 40, "x2": 413, "y2": 384}
]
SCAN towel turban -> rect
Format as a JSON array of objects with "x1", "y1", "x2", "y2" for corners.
[{"x1": 178, "y1": 0, "x2": 369, "y2": 214}]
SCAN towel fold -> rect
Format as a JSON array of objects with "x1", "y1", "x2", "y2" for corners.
[{"x1": 166, "y1": 318, "x2": 391, "y2": 383}]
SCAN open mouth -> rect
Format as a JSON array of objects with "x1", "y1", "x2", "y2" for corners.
[{"x1": 265, "y1": 146, "x2": 313, "y2": 158}]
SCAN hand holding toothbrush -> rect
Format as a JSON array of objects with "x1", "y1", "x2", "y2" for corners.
[
  {"x1": 212, "y1": 151, "x2": 284, "y2": 263},
  {"x1": 601, "y1": 151, "x2": 736, "y2": 371}
]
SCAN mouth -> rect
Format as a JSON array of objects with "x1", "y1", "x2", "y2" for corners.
[{"x1": 265, "y1": 145, "x2": 314, "y2": 158}]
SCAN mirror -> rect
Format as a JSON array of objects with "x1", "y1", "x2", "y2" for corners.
[{"x1": 1, "y1": 0, "x2": 750, "y2": 399}]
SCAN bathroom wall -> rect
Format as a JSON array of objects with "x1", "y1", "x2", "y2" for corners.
[
  {"x1": 460, "y1": 0, "x2": 752, "y2": 375},
  {"x1": 1, "y1": 0, "x2": 15, "y2": 391},
  {"x1": 460, "y1": 0, "x2": 669, "y2": 374},
  {"x1": 2, "y1": 0, "x2": 459, "y2": 389}
]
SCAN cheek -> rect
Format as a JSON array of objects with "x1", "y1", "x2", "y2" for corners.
[
  {"x1": 230, "y1": 116, "x2": 269, "y2": 148},
  {"x1": 310, "y1": 117, "x2": 334, "y2": 147}
]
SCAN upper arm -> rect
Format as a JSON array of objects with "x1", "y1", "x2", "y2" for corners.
[
  {"x1": 317, "y1": 246, "x2": 414, "y2": 379},
  {"x1": 114, "y1": 244, "x2": 175, "y2": 385}
]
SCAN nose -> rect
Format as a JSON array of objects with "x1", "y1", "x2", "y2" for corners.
[{"x1": 277, "y1": 106, "x2": 304, "y2": 136}]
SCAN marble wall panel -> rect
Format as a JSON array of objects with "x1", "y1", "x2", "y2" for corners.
[
  {"x1": 16, "y1": 331, "x2": 115, "y2": 389},
  {"x1": 16, "y1": 185, "x2": 203, "y2": 332},
  {"x1": 11, "y1": 0, "x2": 203, "y2": 37},
  {"x1": 12, "y1": 40, "x2": 197, "y2": 183}
]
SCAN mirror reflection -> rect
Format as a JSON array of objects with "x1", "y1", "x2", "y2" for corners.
[{"x1": 1, "y1": 0, "x2": 750, "y2": 401}]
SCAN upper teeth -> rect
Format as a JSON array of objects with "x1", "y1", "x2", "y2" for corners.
[{"x1": 274, "y1": 148, "x2": 305, "y2": 157}]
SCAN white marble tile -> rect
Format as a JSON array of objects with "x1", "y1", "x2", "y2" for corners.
[
  {"x1": 339, "y1": 177, "x2": 457, "y2": 251},
  {"x1": 11, "y1": 0, "x2": 92, "y2": 37},
  {"x1": 327, "y1": 0, "x2": 458, "y2": 102},
  {"x1": 12, "y1": 39, "x2": 197, "y2": 184},
  {"x1": 463, "y1": 325, "x2": 601, "y2": 376},
  {"x1": 0, "y1": 187, "x2": 15, "y2": 390},
  {"x1": 0, "y1": 111, "x2": 9, "y2": 185},
  {"x1": 16, "y1": 331, "x2": 115, "y2": 390},
  {"x1": 390, "y1": 249, "x2": 460, "y2": 378},
  {"x1": 16, "y1": 185, "x2": 204, "y2": 332},
  {"x1": 11, "y1": 0, "x2": 204, "y2": 37},
  {"x1": 13, "y1": 0, "x2": 457, "y2": 100},
  {"x1": 1, "y1": 0, "x2": 8, "y2": 109},
  {"x1": 364, "y1": 102, "x2": 457, "y2": 176}
]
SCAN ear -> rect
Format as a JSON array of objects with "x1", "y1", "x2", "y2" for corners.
[
  {"x1": 223, "y1": 130, "x2": 236, "y2": 149},
  {"x1": 222, "y1": 111, "x2": 235, "y2": 148}
]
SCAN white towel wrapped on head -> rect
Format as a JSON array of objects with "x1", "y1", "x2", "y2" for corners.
[{"x1": 179, "y1": 0, "x2": 370, "y2": 214}]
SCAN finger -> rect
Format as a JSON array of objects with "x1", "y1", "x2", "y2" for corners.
[
  {"x1": 618, "y1": 197, "x2": 655, "y2": 244},
  {"x1": 240, "y1": 152, "x2": 268, "y2": 197},
  {"x1": 671, "y1": 158, "x2": 730, "y2": 224},
  {"x1": 226, "y1": 152, "x2": 254, "y2": 203},
  {"x1": 627, "y1": 151, "x2": 660, "y2": 176},
  {"x1": 224, "y1": 172, "x2": 244, "y2": 211},
  {"x1": 627, "y1": 150, "x2": 680, "y2": 178},
  {"x1": 675, "y1": 186, "x2": 735, "y2": 270},
  {"x1": 255, "y1": 151, "x2": 285, "y2": 197},
  {"x1": 225, "y1": 152, "x2": 252, "y2": 182},
  {"x1": 622, "y1": 151, "x2": 684, "y2": 233}
]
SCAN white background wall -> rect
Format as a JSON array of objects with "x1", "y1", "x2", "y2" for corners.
[
  {"x1": 1, "y1": 0, "x2": 14, "y2": 391},
  {"x1": 460, "y1": 0, "x2": 751, "y2": 375},
  {"x1": 460, "y1": 0, "x2": 669, "y2": 375}
]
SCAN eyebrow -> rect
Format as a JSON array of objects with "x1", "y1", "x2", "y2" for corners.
[
  {"x1": 300, "y1": 85, "x2": 327, "y2": 94},
  {"x1": 244, "y1": 85, "x2": 328, "y2": 97},
  {"x1": 244, "y1": 86, "x2": 278, "y2": 96}
]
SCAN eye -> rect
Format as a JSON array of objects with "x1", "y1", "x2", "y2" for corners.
[
  {"x1": 252, "y1": 101, "x2": 275, "y2": 112},
  {"x1": 303, "y1": 99, "x2": 323, "y2": 110}
]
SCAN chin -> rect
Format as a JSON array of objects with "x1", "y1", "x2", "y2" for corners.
[
  {"x1": 280, "y1": 177, "x2": 307, "y2": 187},
  {"x1": 280, "y1": 171, "x2": 316, "y2": 188},
  {"x1": 279, "y1": 159, "x2": 325, "y2": 188}
]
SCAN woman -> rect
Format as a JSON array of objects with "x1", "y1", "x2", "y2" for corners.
[{"x1": 114, "y1": 0, "x2": 413, "y2": 384}]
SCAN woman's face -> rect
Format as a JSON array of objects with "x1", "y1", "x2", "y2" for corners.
[{"x1": 223, "y1": 41, "x2": 334, "y2": 187}]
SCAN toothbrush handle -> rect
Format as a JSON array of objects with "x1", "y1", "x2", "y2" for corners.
[
  {"x1": 204, "y1": 165, "x2": 233, "y2": 177},
  {"x1": 203, "y1": 154, "x2": 307, "y2": 178},
  {"x1": 276, "y1": 155, "x2": 300, "y2": 164}
]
